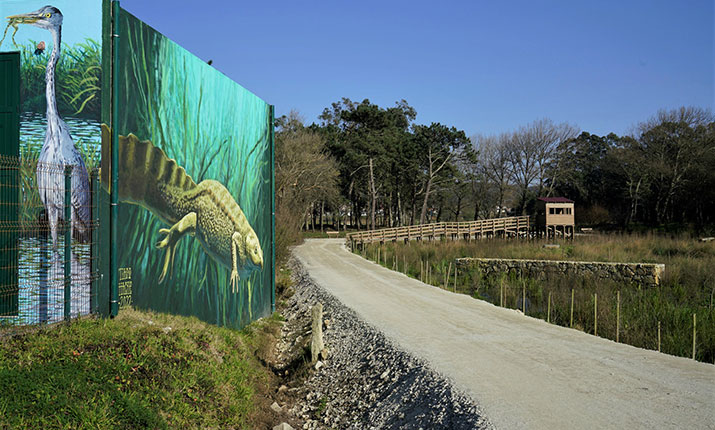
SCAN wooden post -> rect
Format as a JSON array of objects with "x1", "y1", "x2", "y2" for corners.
[
  {"x1": 658, "y1": 321, "x2": 661, "y2": 352},
  {"x1": 454, "y1": 267, "x2": 457, "y2": 293},
  {"x1": 445, "y1": 262, "x2": 452, "y2": 289},
  {"x1": 692, "y1": 313, "x2": 697, "y2": 360},
  {"x1": 377, "y1": 247, "x2": 381, "y2": 266},
  {"x1": 616, "y1": 291, "x2": 620, "y2": 343},
  {"x1": 570, "y1": 289, "x2": 574, "y2": 328},
  {"x1": 547, "y1": 291, "x2": 551, "y2": 323},
  {"x1": 594, "y1": 293, "x2": 598, "y2": 336},
  {"x1": 500, "y1": 280, "x2": 504, "y2": 307},
  {"x1": 403, "y1": 255, "x2": 407, "y2": 275},
  {"x1": 522, "y1": 281, "x2": 526, "y2": 314}
]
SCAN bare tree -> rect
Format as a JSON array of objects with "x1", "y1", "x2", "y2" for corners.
[
  {"x1": 275, "y1": 112, "x2": 339, "y2": 261},
  {"x1": 473, "y1": 133, "x2": 513, "y2": 217},
  {"x1": 509, "y1": 119, "x2": 578, "y2": 214}
]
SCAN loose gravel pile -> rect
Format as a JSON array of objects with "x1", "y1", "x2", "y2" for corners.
[{"x1": 278, "y1": 260, "x2": 492, "y2": 430}]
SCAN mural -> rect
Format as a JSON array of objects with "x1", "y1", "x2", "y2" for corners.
[
  {"x1": 111, "y1": 9, "x2": 273, "y2": 328},
  {"x1": 0, "y1": 1, "x2": 101, "y2": 324},
  {"x1": 0, "y1": 1, "x2": 273, "y2": 329}
]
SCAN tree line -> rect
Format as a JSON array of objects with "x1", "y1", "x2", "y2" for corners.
[{"x1": 275, "y1": 101, "x2": 714, "y2": 260}]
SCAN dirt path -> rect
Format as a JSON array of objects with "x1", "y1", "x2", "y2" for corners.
[{"x1": 294, "y1": 239, "x2": 715, "y2": 430}]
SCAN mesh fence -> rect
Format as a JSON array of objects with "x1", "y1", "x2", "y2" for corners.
[{"x1": 0, "y1": 155, "x2": 100, "y2": 327}]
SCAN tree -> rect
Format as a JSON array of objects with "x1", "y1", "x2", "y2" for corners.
[
  {"x1": 318, "y1": 98, "x2": 416, "y2": 229},
  {"x1": 508, "y1": 119, "x2": 578, "y2": 214},
  {"x1": 275, "y1": 112, "x2": 339, "y2": 262},
  {"x1": 414, "y1": 123, "x2": 470, "y2": 224},
  {"x1": 634, "y1": 107, "x2": 714, "y2": 223},
  {"x1": 472, "y1": 133, "x2": 513, "y2": 218}
]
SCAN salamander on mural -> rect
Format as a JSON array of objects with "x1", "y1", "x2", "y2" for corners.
[{"x1": 100, "y1": 125, "x2": 264, "y2": 293}]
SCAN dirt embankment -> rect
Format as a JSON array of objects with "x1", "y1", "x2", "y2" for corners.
[{"x1": 262, "y1": 260, "x2": 491, "y2": 429}]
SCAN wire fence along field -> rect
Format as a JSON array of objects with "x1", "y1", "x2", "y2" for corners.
[
  {"x1": 356, "y1": 242, "x2": 714, "y2": 364},
  {"x1": 0, "y1": 156, "x2": 100, "y2": 327}
]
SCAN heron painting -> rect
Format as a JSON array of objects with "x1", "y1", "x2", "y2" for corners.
[{"x1": 7, "y1": 5, "x2": 91, "y2": 246}]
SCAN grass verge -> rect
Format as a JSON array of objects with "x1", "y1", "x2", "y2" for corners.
[{"x1": 0, "y1": 309, "x2": 282, "y2": 429}]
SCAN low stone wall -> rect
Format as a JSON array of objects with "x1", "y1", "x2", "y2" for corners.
[{"x1": 455, "y1": 258, "x2": 665, "y2": 286}]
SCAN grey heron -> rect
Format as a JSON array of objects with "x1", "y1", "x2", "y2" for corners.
[{"x1": 8, "y1": 6, "x2": 91, "y2": 245}]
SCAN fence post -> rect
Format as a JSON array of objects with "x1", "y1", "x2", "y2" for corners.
[
  {"x1": 454, "y1": 266, "x2": 457, "y2": 292},
  {"x1": 594, "y1": 293, "x2": 598, "y2": 336},
  {"x1": 445, "y1": 262, "x2": 452, "y2": 289},
  {"x1": 657, "y1": 321, "x2": 661, "y2": 352},
  {"x1": 570, "y1": 288, "x2": 574, "y2": 328},
  {"x1": 500, "y1": 280, "x2": 503, "y2": 307},
  {"x1": 616, "y1": 291, "x2": 620, "y2": 343},
  {"x1": 692, "y1": 313, "x2": 696, "y2": 360},
  {"x1": 64, "y1": 165, "x2": 72, "y2": 321},
  {"x1": 90, "y1": 170, "x2": 98, "y2": 314},
  {"x1": 547, "y1": 291, "x2": 551, "y2": 323},
  {"x1": 522, "y1": 281, "x2": 526, "y2": 314}
]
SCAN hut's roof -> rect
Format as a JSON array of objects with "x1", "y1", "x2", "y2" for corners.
[{"x1": 537, "y1": 197, "x2": 574, "y2": 203}]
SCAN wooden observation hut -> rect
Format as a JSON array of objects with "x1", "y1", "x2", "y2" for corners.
[{"x1": 535, "y1": 197, "x2": 575, "y2": 238}]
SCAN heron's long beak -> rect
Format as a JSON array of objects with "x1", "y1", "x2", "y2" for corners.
[{"x1": 6, "y1": 12, "x2": 41, "y2": 25}]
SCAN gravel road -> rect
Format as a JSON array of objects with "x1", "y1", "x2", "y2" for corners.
[{"x1": 294, "y1": 239, "x2": 715, "y2": 430}]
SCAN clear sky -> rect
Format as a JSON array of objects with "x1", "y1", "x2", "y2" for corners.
[{"x1": 119, "y1": 0, "x2": 713, "y2": 137}]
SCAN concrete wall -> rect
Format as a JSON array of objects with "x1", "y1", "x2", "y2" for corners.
[{"x1": 455, "y1": 258, "x2": 665, "y2": 286}]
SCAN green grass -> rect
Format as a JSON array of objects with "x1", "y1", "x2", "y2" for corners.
[
  {"x1": 357, "y1": 234, "x2": 715, "y2": 363},
  {"x1": 0, "y1": 309, "x2": 280, "y2": 429}
]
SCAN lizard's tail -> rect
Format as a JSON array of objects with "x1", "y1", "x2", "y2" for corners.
[{"x1": 100, "y1": 124, "x2": 197, "y2": 218}]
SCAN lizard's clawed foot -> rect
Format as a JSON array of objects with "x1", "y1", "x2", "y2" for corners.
[
  {"x1": 230, "y1": 269, "x2": 240, "y2": 293},
  {"x1": 156, "y1": 228, "x2": 178, "y2": 283}
]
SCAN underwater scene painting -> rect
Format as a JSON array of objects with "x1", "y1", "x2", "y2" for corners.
[{"x1": 114, "y1": 9, "x2": 273, "y2": 328}]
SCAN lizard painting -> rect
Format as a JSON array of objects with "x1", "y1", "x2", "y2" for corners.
[{"x1": 100, "y1": 125, "x2": 264, "y2": 293}]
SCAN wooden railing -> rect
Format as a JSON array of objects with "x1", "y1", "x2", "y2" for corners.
[{"x1": 347, "y1": 216, "x2": 530, "y2": 245}]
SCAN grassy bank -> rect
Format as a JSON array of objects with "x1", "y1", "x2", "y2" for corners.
[
  {"x1": 0, "y1": 309, "x2": 282, "y2": 429},
  {"x1": 356, "y1": 234, "x2": 714, "y2": 363}
]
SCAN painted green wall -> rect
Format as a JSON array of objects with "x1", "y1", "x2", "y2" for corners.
[{"x1": 114, "y1": 8, "x2": 274, "y2": 328}]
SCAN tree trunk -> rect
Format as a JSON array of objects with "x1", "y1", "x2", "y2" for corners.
[
  {"x1": 320, "y1": 201, "x2": 324, "y2": 232},
  {"x1": 311, "y1": 202, "x2": 315, "y2": 232},
  {"x1": 397, "y1": 191, "x2": 403, "y2": 227},
  {"x1": 388, "y1": 192, "x2": 394, "y2": 227},
  {"x1": 420, "y1": 177, "x2": 433, "y2": 225},
  {"x1": 369, "y1": 158, "x2": 377, "y2": 230}
]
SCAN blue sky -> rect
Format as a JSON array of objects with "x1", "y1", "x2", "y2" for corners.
[
  {"x1": 0, "y1": 0, "x2": 101, "y2": 47},
  {"x1": 121, "y1": 1, "x2": 711, "y2": 136}
]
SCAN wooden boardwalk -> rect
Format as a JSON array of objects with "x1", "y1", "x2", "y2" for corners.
[{"x1": 348, "y1": 216, "x2": 530, "y2": 245}]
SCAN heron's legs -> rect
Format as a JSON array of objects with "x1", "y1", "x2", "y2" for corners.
[
  {"x1": 48, "y1": 207, "x2": 59, "y2": 247},
  {"x1": 230, "y1": 231, "x2": 243, "y2": 293},
  {"x1": 155, "y1": 212, "x2": 196, "y2": 283}
]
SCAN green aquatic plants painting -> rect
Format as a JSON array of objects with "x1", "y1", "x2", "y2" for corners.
[{"x1": 115, "y1": 9, "x2": 273, "y2": 328}]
